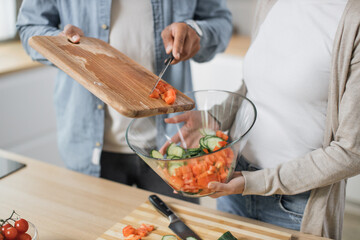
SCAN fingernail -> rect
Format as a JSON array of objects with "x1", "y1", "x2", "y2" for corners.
[
  {"x1": 208, "y1": 182, "x2": 215, "y2": 189},
  {"x1": 176, "y1": 53, "x2": 180, "y2": 59},
  {"x1": 72, "y1": 35, "x2": 78, "y2": 42}
]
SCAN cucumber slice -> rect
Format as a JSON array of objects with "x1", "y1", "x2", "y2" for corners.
[
  {"x1": 199, "y1": 128, "x2": 216, "y2": 136},
  {"x1": 187, "y1": 148, "x2": 201, "y2": 156},
  {"x1": 199, "y1": 137, "x2": 207, "y2": 149},
  {"x1": 204, "y1": 136, "x2": 224, "y2": 152},
  {"x1": 150, "y1": 150, "x2": 164, "y2": 159},
  {"x1": 217, "y1": 231, "x2": 238, "y2": 240},
  {"x1": 162, "y1": 235, "x2": 178, "y2": 240},
  {"x1": 168, "y1": 162, "x2": 184, "y2": 176},
  {"x1": 167, "y1": 155, "x2": 181, "y2": 160},
  {"x1": 167, "y1": 143, "x2": 185, "y2": 158}
]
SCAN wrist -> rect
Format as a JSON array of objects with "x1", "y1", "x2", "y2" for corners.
[{"x1": 184, "y1": 19, "x2": 203, "y2": 38}]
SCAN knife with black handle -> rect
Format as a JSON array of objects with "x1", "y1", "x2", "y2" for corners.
[{"x1": 149, "y1": 194, "x2": 202, "y2": 240}]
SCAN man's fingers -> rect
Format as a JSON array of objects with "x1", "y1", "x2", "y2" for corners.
[
  {"x1": 161, "y1": 27, "x2": 174, "y2": 54},
  {"x1": 62, "y1": 24, "x2": 84, "y2": 43},
  {"x1": 172, "y1": 24, "x2": 188, "y2": 60},
  {"x1": 164, "y1": 112, "x2": 190, "y2": 124}
]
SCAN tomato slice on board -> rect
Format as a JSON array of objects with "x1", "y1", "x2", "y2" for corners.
[
  {"x1": 164, "y1": 88, "x2": 176, "y2": 105},
  {"x1": 123, "y1": 225, "x2": 136, "y2": 237}
]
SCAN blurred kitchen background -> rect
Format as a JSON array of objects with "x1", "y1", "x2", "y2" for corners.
[{"x1": 0, "y1": 1, "x2": 359, "y2": 239}]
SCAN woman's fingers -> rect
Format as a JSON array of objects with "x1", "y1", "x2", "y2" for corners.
[
  {"x1": 61, "y1": 24, "x2": 84, "y2": 43},
  {"x1": 207, "y1": 175, "x2": 246, "y2": 198}
]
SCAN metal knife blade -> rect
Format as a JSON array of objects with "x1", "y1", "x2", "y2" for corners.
[
  {"x1": 149, "y1": 194, "x2": 202, "y2": 240},
  {"x1": 149, "y1": 53, "x2": 175, "y2": 95}
]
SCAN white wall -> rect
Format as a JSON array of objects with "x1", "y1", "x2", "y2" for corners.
[{"x1": 0, "y1": 66, "x2": 63, "y2": 167}]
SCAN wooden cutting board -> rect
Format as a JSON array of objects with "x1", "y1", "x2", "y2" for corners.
[
  {"x1": 96, "y1": 200, "x2": 292, "y2": 240},
  {"x1": 28, "y1": 36, "x2": 195, "y2": 118}
]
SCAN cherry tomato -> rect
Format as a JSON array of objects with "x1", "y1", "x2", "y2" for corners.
[
  {"x1": 1, "y1": 223, "x2": 12, "y2": 234},
  {"x1": 14, "y1": 219, "x2": 29, "y2": 233},
  {"x1": 15, "y1": 233, "x2": 31, "y2": 240},
  {"x1": 4, "y1": 227, "x2": 17, "y2": 240},
  {"x1": 0, "y1": 233, "x2": 4, "y2": 240}
]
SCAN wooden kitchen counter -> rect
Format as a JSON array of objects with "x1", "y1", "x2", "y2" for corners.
[
  {"x1": 0, "y1": 149, "x2": 329, "y2": 240},
  {"x1": 0, "y1": 41, "x2": 42, "y2": 76}
]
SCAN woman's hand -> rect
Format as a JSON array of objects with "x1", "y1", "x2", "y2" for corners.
[
  {"x1": 159, "y1": 111, "x2": 219, "y2": 154},
  {"x1": 59, "y1": 24, "x2": 84, "y2": 43},
  {"x1": 208, "y1": 172, "x2": 245, "y2": 198},
  {"x1": 161, "y1": 22, "x2": 201, "y2": 64}
]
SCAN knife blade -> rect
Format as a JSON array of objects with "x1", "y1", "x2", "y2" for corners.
[
  {"x1": 149, "y1": 53, "x2": 175, "y2": 95},
  {"x1": 149, "y1": 194, "x2": 202, "y2": 240}
]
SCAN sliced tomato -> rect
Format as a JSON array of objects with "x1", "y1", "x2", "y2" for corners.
[
  {"x1": 169, "y1": 176, "x2": 184, "y2": 190},
  {"x1": 140, "y1": 223, "x2": 154, "y2": 232},
  {"x1": 149, "y1": 88, "x2": 160, "y2": 99},
  {"x1": 135, "y1": 227, "x2": 148, "y2": 237},
  {"x1": 163, "y1": 88, "x2": 176, "y2": 105},
  {"x1": 123, "y1": 225, "x2": 136, "y2": 237},
  {"x1": 213, "y1": 146, "x2": 221, "y2": 152}
]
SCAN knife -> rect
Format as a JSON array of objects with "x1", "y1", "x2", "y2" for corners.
[
  {"x1": 149, "y1": 194, "x2": 202, "y2": 240},
  {"x1": 149, "y1": 53, "x2": 175, "y2": 95}
]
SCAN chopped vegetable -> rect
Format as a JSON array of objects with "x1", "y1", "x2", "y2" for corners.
[
  {"x1": 123, "y1": 225, "x2": 136, "y2": 237},
  {"x1": 167, "y1": 143, "x2": 185, "y2": 158},
  {"x1": 162, "y1": 235, "x2": 178, "y2": 240},
  {"x1": 150, "y1": 130, "x2": 234, "y2": 196},
  {"x1": 149, "y1": 80, "x2": 177, "y2": 105},
  {"x1": 217, "y1": 231, "x2": 238, "y2": 240},
  {"x1": 122, "y1": 224, "x2": 155, "y2": 240},
  {"x1": 151, "y1": 150, "x2": 164, "y2": 159}
]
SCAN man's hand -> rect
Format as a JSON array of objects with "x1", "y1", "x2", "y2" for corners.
[
  {"x1": 208, "y1": 172, "x2": 245, "y2": 198},
  {"x1": 161, "y1": 22, "x2": 201, "y2": 64},
  {"x1": 59, "y1": 24, "x2": 84, "y2": 43},
  {"x1": 159, "y1": 111, "x2": 220, "y2": 154}
]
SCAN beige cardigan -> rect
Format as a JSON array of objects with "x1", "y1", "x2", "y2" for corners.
[{"x1": 238, "y1": 1, "x2": 360, "y2": 239}]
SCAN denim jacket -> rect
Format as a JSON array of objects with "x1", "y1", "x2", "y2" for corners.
[{"x1": 17, "y1": 0, "x2": 232, "y2": 176}]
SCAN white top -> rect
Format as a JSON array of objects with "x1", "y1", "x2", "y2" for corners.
[
  {"x1": 103, "y1": 0, "x2": 155, "y2": 153},
  {"x1": 242, "y1": 0, "x2": 348, "y2": 169}
]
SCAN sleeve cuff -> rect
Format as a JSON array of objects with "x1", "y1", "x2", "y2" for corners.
[{"x1": 242, "y1": 170, "x2": 267, "y2": 195}]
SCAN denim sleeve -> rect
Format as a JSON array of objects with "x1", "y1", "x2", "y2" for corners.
[
  {"x1": 16, "y1": 0, "x2": 62, "y2": 65},
  {"x1": 191, "y1": 0, "x2": 233, "y2": 63}
]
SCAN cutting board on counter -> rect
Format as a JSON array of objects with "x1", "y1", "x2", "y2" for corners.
[
  {"x1": 28, "y1": 36, "x2": 195, "y2": 118},
  {"x1": 97, "y1": 200, "x2": 291, "y2": 240}
]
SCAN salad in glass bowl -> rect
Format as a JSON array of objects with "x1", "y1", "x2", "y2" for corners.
[{"x1": 126, "y1": 90, "x2": 257, "y2": 197}]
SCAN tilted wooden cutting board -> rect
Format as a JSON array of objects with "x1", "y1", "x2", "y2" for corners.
[
  {"x1": 97, "y1": 200, "x2": 291, "y2": 240},
  {"x1": 28, "y1": 36, "x2": 195, "y2": 118}
]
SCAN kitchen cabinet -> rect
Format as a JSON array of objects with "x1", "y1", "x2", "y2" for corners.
[{"x1": 0, "y1": 65, "x2": 63, "y2": 167}]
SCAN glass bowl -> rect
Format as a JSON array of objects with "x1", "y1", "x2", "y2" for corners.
[
  {"x1": 28, "y1": 221, "x2": 38, "y2": 240},
  {"x1": 126, "y1": 90, "x2": 257, "y2": 197}
]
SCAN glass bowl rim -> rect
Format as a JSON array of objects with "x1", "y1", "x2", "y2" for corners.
[{"x1": 126, "y1": 89, "x2": 257, "y2": 161}]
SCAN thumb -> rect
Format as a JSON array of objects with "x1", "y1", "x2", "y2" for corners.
[
  {"x1": 63, "y1": 24, "x2": 84, "y2": 43},
  {"x1": 208, "y1": 181, "x2": 231, "y2": 192}
]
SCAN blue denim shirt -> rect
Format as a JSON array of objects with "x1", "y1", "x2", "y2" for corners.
[{"x1": 17, "y1": 0, "x2": 232, "y2": 176}]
